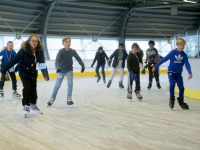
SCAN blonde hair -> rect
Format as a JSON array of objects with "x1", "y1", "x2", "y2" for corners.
[
  {"x1": 176, "y1": 38, "x2": 186, "y2": 45},
  {"x1": 132, "y1": 43, "x2": 139, "y2": 49},
  {"x1": 62, "y1": 37, "x2": 71, "y2": 43},
  {"x1": 21, "y1": 34, "x2": 44, "y2": 50}
]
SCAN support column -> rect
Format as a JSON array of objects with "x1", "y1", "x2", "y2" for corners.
[{"x1": 40, "y1": 1, "x2": 56, "y2": 60}]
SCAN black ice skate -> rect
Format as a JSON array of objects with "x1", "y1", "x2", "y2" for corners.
[
  {"x1": 47, "y1": 98, "x2": 55, "y2": 106},
  {"x1": 177, "y1": 97, "x2": 189, "y2": 109},
  {"x1": 147, "y1": 82, "x2": 152, "y2": 90},
  {"x1": 67, "y1": 96, "x2": 74, "y2": 107},
  {"x1": 169, "y1": 96, "x2": 175, "y2": 110},
  {"x1": 0, "y1": 89, "x2": 4, "y2": 98},
  {"x1": 157, "y1": 81, "x2": 161, "y2": 89},
  {"x1": 103, "y1": 79, "x2": 106, "y2": 83}
]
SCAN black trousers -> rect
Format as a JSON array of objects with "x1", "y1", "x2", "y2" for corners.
[
  {"x1": 0, "y1": 71, "x2": 17, "y2": 90},
  {"x1": 127, "y1": 72, "x2": 140, "y2": 93},
  {"x1": 148, "y1": 63, "x2": 159, "y2": 83},
  {"x1": 21, "y1": 77, "x2": 37, "y2": 106}
]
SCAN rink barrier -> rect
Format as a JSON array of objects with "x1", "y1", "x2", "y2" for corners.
[
  {"x1": 175, "y1": 86, "x2": 200, "y2": 100},
  {"x1": 11, "y1": 69, "x2": 167, "y2": 80}
]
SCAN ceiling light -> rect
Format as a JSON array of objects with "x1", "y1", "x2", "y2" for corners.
[{"x1": 183, "y1": 0, "x2": 197, "y2": 3}]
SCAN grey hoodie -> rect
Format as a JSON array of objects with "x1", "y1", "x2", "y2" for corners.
[{"x1": 55, "y1": 48, "x2": 84, "y2": 73}]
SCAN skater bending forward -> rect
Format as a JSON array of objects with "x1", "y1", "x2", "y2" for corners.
[
  {"x1": 0, "y1": 35, "x2": 49, "y2": 117},
  {"x1": 47, "y1": 37, "x2": 85, "y2": 107},
  {"x1": 91, "y1": 46, "x2": 108, "y2": 83},
  {"x1": 152, "y1": 38, "x2": 192, "y2": 110},
  {"x1": 127, "y1": 43, "x2": 145, "y2": 100},
  {"x1": 107, "y1": 43, "x2": 127, "y2": 88}
]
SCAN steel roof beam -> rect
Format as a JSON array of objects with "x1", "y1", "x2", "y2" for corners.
[{"x1": 40, "y1": 1, "x2": 56, "y2": 60}]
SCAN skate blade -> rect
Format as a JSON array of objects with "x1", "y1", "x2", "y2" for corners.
[
  {"x1": 68, "y1": 105, "x2": 73, "y2": 108},
  {"x1": 13, "y1": 96, "x2": 21, "y2": 100},
  {"x1": 24, "y1": 114, "x2": 28, "y2": 118}
]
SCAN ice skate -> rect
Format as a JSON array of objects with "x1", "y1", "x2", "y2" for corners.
[
  {"x1": 147, "y1": 82, "x2": 152, "y2": 90},
  {"x1": 103, "y1": 79, "x2": 106, "y2": 83},
  {"x1": 169, "y1": 96, "x2": 175, "y2": 110},
  {"x1": 0, "y1": 89, "x2": 4, "y2": 98},
  {"x1": 177, "y1": 97, "x2": 189, "y2": 109},
  {"x1": 97, "y1": 76, "x2": 101, "y2": 83},
  {"x1": 12, "y1": 89, "x2": 21, "y2": 99},
  {"x1": 23, "y1": 105, "x2": 30, "y2": 118},
  {"x1": 135, "y1": 91, "x2": 143, "y2": 99},
  {"x1": 119, "y1": 81, "x2": 124, "y2": 89},
  {"x1": 67, "y1": 96, "x2": 73, "y2": 107},
  {"x1": 107, "y1": 80, "x2": 112, "y2": 88},
  {"x1": 157, "y1": 81, "x2": 161, "y2": 89},
  {"x1": 30, "y1": 104, "x2": 43, "y2": 114},
  {"x1": 127, "y1": 92, "x2": 132, "y2": 100},
  {"x1": 47, "y1": 97, "x2": 55, "y2": 106}
]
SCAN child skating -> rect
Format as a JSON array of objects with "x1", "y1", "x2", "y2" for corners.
[
  {"x1": 152, "y1": 38, "x2": 192, "y2": 110},
  {"x1": 0, "y1": 35, "x2": 49, "y2": 117},
  {"x1": 0, "y1": 41, "x2": 21, "y2": 99},
  {"x1": 127, "y1": 43, "x2": 145, "y2": 100},
  {"x1": 47, "y1": 37, "x2": 85, "y2": 107},
  {"x1": 107, "y1": 43, "x2": 127, "y2": 89},
  {"x1": 91, "y1": 46, "x2": 108, "y2": 83},
  {"x1": 145, "y1": 40, "x2": 161, "y2": 90}
]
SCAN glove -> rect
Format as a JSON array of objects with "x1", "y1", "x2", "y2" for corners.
[
  {"x1": 151, "y1": 63, "x2": 156, "y2": 68},
  {"x1": 15, "y1": 66, "x2": 18, "y2": 72},
  {"x1": 130, "y1": 72, "x2": 137, "y2": 81},
  {"x1": 108, "y1": 59, "x2": 111, "y2": 67},
  {"x1": 141, "y1": 68, "x2": 145, "y2": 75},
  {"x1": 91, "y1": 64, "x2": 93, "y2": 68},
  {"x1": 56, "y1": 68, "x2": 61, "y2": 73},
  {"x1": 81, "y1": 67, "x2": 85, "y2": 73},
  {"x1": 145, "y1": 61, "x2": 148, "y2": 68}
]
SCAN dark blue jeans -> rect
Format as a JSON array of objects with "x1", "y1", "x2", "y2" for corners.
[
  {"x1": 96, "y1": 63, "x2": 105, "y2": 79},
  {"x1": 168, "y1": 72, "x2": 184, "y2": 98}
]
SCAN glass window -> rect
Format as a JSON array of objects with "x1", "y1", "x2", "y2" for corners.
[
  {"x1": 187, "y1": 31, "x2": 198, "y2": 58},
  {"x1": 160, "y1": 42, "x2": 171, "y2": 57}
]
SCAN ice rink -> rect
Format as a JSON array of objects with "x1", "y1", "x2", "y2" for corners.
[{"x1": 0, "y1": 73, "x2": 200, "y2": 150}]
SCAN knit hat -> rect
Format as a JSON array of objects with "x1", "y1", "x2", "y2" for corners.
[{"x1": 98, "y1": 46, "x2": 103, "y2": 50}]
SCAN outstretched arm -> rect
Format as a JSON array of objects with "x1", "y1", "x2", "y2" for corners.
[{"x1": 1, "y1": 49, "x2": 24, "y2": 74}]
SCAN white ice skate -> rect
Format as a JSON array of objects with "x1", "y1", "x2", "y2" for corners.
[
  {"x1": 12, "y1": 89, "x2": 21, "y2": 99},
  {"x1": 23, "y1": 105, "x2": 30, "y2": 118},
  {"x1": 30, "y1": 104, "x2": 43, "y2": 114}
]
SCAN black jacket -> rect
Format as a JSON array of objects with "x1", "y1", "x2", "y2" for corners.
[
  {"x1": 1, "y1": 43, "x2": 49, "y2": 79},
  {"x1": 92, "y1": 51, "x2": 108, "y2": 65},
  {"x1": 110, "y1": 49, "x2": 128, "y2": 68},
  {"x1": 127, "y1": 52, "x2": 142, "y2": 74}
]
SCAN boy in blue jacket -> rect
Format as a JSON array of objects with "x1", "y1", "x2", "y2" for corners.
[
  {"x1": 0, "y1": 41, "x2": 21, "y2": 99},
  {"x1": 107, "y1": 43, "x2": 128, "y2": 88},
  {"x1": 152, "y1": 38, "x2": 192, "y2": 110}
]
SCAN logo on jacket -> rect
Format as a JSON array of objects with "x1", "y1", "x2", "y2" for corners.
[
  {"x1": 175, "y1": 54, "x2": 183, "y2": 61},
  {"x1": 174, "y1": 54, "x2": 183, "y2": 64}
]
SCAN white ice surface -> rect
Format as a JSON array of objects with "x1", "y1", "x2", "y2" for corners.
[{"x1": 0, "y1": 74, "x2": 200, "y2": 150}]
